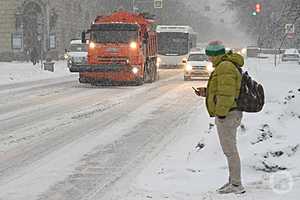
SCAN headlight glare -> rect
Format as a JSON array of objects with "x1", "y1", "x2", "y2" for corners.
[
  {"x1": 130, "y1": 42, "x2": 137, "y2": 49},
  {"x1": 241, "y1": 48, "x2": 247, "y2": 55},
  {"x1": 132, "y1": 67, "x2": 139, "y2": 74},
  {"x1": 89, "y1": 42, "x2": 96, "y2": 49},
  {"x1": 185, "y1": 64, "x2": 192, "y2": 71},
  {"x1": 64, "y1": 54, "x2": 69, "y2": 60}
]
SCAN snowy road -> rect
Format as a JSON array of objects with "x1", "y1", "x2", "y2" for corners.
[{"x1": 0, "y1": 69, "x2": 206, "y2": 200}]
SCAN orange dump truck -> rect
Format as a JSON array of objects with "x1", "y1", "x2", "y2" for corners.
[{"x1": 69, "y1": 11, "x2": 159, "y2": 85}]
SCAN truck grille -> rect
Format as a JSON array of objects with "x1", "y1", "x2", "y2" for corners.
[{"x1": 97, "y1": 57, "x2": 129, "y2": 65}]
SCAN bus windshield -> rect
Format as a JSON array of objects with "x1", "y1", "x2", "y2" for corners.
[
  {"x1": 158, "y1": 32, "x2": 188, "y2": 56},
  {"x1": 90, "y1": 24, "x2": 138, "y2": 43}
]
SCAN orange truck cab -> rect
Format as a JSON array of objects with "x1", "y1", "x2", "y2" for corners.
[{"x1": 69, "y1": 11, "x2": 159, "y2": 85}]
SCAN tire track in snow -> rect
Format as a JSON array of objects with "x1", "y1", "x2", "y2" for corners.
[
  {"x1": 0, "y1": 73, "x2": 182, "y2": 186},
  {"x1": 0, "y1": 76, "x2": 194, "y2": 200}
]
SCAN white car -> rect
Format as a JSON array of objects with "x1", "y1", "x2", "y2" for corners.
[
  {"x1": 183, "y1": 51, "x2": 213, "y2": 81},
  {"x1": 281, "y1": 49, "x2": 300, "y2": 63},
  {"x1": 65, "y1": 40, "x2": 88, "y2": 68}
]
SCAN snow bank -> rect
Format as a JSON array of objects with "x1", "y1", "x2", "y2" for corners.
[{"x1": 0, "y1": 61, "x2": 72, "y2": 85}]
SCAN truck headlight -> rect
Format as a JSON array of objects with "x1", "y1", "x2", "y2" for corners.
[
  {"x1": 132, "y1": 67, "x2": 139, "y2": 74},
  {"x1": 130, "y1": 42, "x2": 137, "y2": 49},
  {"x1": 89, "y1": 42, "x2": 96, "y2": 49},
  {"x1": 185, "y1": 64, "x2": 192, "y2": 71}
]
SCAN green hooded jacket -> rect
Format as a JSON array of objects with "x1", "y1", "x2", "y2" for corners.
[{"x1": 206, "y1": 52, "x2": 244, "y2": 117}]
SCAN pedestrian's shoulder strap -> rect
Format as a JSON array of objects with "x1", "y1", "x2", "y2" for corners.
[{"x1": 235, "y1": 64, "x2": 243, "y2": 75}]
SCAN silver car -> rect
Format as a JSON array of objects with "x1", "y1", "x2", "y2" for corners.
[{"x1": 183, "y1": 51, "x2": 213, "y2": 81}]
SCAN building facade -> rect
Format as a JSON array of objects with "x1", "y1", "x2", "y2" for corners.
[{"x1": 0, "y1": 0, "x2": 104, "y2": 61}]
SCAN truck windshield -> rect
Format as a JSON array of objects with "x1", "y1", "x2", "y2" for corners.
[
  {"x1": 158, "y1": 32, "x2": 188, "y2": 56},
  {"x1": 91, "y1": 30, "x2": 138, "y2": 43}
]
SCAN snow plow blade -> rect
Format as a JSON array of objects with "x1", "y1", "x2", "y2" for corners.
[{"x1": 69, "y1": 64, "x2": 130, "y2": 72}]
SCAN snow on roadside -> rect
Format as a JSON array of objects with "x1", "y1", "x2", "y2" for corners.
[
  {"x1": 120, "y1": 56, "x2": 300, "y2": 200},
  {"x1": 0, "y1": 61, "x2": 180, "y2": 87},
  {"x1": 0, "y1": 61, "x2": 73, "y2": 85}
]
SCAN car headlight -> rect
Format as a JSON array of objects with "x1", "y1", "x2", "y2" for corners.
[
  {"x1": 241, "y1": 48, "x2": 247, "y2": 55},
  {"x1": 89, "y1": 42, "x2": 96, "y2": 49},
  {"x1": 185, "y1": 64, "x2": 192, "y2": 71},
  {"x1": 64, "y1": 53, "x2": 69, "y2": 60}
]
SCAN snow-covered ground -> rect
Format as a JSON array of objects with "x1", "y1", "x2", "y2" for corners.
[
  {"x1": 113, "y1": 56, "x2": 300, "y2": 200},
  {"x1": 0, "y1": 61, "x2": 73, "y2": 85},
  {"x1": 0, "y1": 57, "x2": 299, "y2": 200}
]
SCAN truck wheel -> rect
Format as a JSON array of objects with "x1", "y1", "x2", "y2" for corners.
[
  {"x1": 148, "y1": 60, "x2": 156, "y2": 83},
  {"x1": 155, "y1": 69, "x2": 159, "y2": 81},
  {"x1": 136, "y1": 78, "x2": 144, "y2": 86},
  {"x1": 144, "y1": 62, "x2": 152, "y2": 83},
  {"x1": 153, "y1": 60, "x2": 159, "y2": 82},
  {"x1": 148, "y1": 69, "x2": 154, "y2": 83},
  {"x1": 143, "y1": 66, "x2": 148, "y2": 83}
]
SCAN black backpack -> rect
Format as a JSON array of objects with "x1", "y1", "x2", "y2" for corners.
[{"x1": 235, "y1": 67, "x2": 265, "y2": 112}]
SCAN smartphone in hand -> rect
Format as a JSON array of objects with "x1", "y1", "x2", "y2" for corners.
[
  {"x1": 192, "y1": 87, "x2": 198, "y2": 92},
  {"x1": 193, "y1": 87, "x2": 206, "y2": 97}
]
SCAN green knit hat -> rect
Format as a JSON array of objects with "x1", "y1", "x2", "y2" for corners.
[{"x1": 205, "y1": 41, "x2": 225, "y2": 56}]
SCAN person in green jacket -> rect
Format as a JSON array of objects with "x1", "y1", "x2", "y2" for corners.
[{"x1": 195, "y1": 41, "x2": 245, "y2": 194}]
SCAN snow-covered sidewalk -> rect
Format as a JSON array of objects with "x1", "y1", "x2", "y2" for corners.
[
  {"x1": 117, "y1": 56, "x2": 300, "y2": 200},
  {"x1": 0, "y1": 61, "x2": 73, "y2": 85}
]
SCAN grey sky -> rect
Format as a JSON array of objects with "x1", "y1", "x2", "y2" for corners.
[{"x1": 184, "y1": 0, "x2": 254, "y2": 47}]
